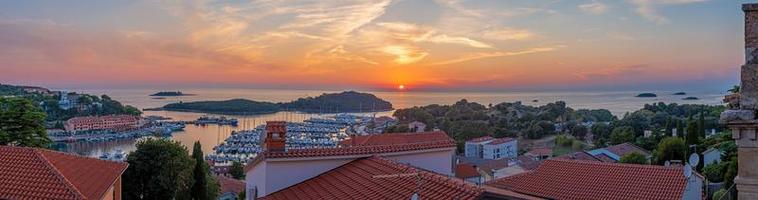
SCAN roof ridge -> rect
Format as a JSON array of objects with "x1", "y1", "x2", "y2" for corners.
[
  {"x1": 370, "y1": 156, "x2": 485, "y2": 194},
  {"x1": 32, "y1": 148, "x2": 87, "y2": 200},
  {"x1": 36, "y1": 147, "x2": 128, "y2": 166},
  {"x1": 546, "y1": 159, "x2": 681, "y2": 170}
]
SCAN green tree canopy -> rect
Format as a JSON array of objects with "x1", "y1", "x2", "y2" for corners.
[
  {"x1": 0, "y1": 97, "x2": 50, "y2": 147},
  {"x1": 619, "y1": 152, "x2": 648, "y2": 164},
  {"x1": 123, "y1": 139, "x2": 195, "y2": 200},
  {"x1": 609, "y1": 126, "x2": 635, "y2": 145},
  {"x1": 191, "y1": 141, "x2": 219, "y2": 200},
  {"x1": 656, "y1": 137, "x2": 687, "y2": 164},
  {"x1": 230, "y1": 161, "x2": 245, "y2": 180}
]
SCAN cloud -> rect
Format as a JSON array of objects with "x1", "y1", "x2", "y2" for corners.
[
  {"x1": 382, "y1": 45, "x2": 429, "y2": 64},
  {"x1": 578, "y1": 2, "x2": 608, "y2": 15},
  {"x1": 628, "y1": 0, "x2": 708, "y2": 24},
  {"x1": 430, "y1": 45, "x2": 564, "y2": 65},
  {"x1": 481, "y1": 29, "x2": 535, "y2": 41}
]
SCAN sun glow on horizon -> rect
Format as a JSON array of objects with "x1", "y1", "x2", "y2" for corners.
[{"x1": 398, "y1": 84, "x2": 406, "y2": 90}]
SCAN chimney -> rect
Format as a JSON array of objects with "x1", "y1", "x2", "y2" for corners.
[{"x1": 264, "y1": 121, "x2": 287, "y2": 152}]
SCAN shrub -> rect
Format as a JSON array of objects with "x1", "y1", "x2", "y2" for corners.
[{"x1": 703, "y1": 163, "x2": 726, "y2": 183}]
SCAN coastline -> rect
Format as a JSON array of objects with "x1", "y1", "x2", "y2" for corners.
[{"x1": 144, "y1": 107, "x2": 394, "y2": 115}]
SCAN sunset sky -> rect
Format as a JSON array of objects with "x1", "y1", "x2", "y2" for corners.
[{"x1": 0, "y1": 0, "x2": 750, "y2": 91}]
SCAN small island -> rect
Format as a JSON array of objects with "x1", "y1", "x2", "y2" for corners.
[
  {"x1": 682, "y1": 96, "x2": 699, "y2": 100},
  {"x1": 673, "y1": 92, "x2": 687, "y2": 95},
  {"x1": 149, "y1": 91, "x2": 394, "y2": 114},
  {"x1": 635, "y1": 93, "x2": 657, "y2": 98},
  {"x1": 149, "y1": 91, "x2": 193, "y2": 96}
]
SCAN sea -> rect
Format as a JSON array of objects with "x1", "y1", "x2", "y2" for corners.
[{"x1": 51, "y1": 88, "x2": 727, "y2": 158}]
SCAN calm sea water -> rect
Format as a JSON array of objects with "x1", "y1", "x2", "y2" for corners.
[{"x1": 52, "y1": 88, "x2": 726, "y2": 157}]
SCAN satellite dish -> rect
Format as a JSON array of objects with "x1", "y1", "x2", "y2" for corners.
[
  {"x1": 689, "y1": 154, "x2": 700, "y2": 166},
  {"x1": 411, "y1": 193, "x2": 419, "y2": 200},
  {"x1": 683, "y1": 164, "x2": 693, "y2": 178},
  {"x1": 664, "y1": 161, "x2": 671, "y2": 166}
]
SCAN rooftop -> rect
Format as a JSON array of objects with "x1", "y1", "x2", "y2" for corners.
[
  {"x1": 486, "y1": 137, "x2": 516, "y2": 145},
  {"x1": 262, "y1": 156, "x2": 541, "y2": 200},
  {"x1": 0, "y1": 146, "x2": 128, "y2": 200},
  {"x1": 467, "y1": 136, "x2": 494, "y2": 143},
  {"x1": 487, "y1": 159, "x2": 689, "y2": 200},
  {"x1": 604, "y1": 142, "x2": 651, "y2": 157},
  {"x1": 246, "y1": 131, "x2": 456, "y2": 171},
  {"x1": 455, "y1": 163, "x2": 480, "y2": 179},
  {"x1": 554, "y1": 151, "x2": 601, "y2": 162}
]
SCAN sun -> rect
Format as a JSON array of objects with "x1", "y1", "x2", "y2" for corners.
[{"x1": 398, "y1": 84, "x2": 406, "y2": 90}]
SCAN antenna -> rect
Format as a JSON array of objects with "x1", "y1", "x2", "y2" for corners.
[{"x1": 683, "y1": 164, "x2": 693, "y2": 178}]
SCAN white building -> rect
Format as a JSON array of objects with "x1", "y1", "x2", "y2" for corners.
[
  {"x1": 482, "y1": 138, "x2": 518, "y2": 160},
  {"x1": 464, "y1": 136, "x2": 493, "y2": 158},
  {"x1": 407, "y1": 121, "x2": 427, "y2": 132}
]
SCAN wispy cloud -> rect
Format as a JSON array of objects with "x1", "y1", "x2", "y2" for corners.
[
  {"x1": 430, "y1": 45, "x2": 564, "y2": 65},
  {"x1": 628, "y1": 0, "x2": 709, "y2": 24},
  {"x1": 578, "y1": 1, "x2": 608, "y2": 15}
]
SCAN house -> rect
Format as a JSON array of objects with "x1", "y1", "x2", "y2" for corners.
[
  {"x1": 0, "y1": 146, "x2": 128, "y2": 200},
  {"x1": 246, "y1": 121, "x2": 471, "y2": 199},
  {"x1": 554, "y1": 151, "x2": 602, "y2": 162},
  {"x1": 703, "y1": 148, "x2": 722, "y2": 166},
  {"x1": 483, "y1": 137, "x2": 518, "y2": 160},
  {"x1": 260, "y1": 156, "x2": 542, "y2": 200},
  {"x1": 487, "y1": 159, "x2": 704, "y2": 200},
  {"x1": 465, "y1": 136, "x2": 518, "y2": 160},
  {"x1": 587, "y1": 142, "x2": 651, "y2": 162},
  {"x1": 408, "y1": 121, "x2": 427, "y2": 132},
  {"x1": 65, "y1": 115, "x2": 142, "y2": 132},
  {"x1": 492, "y1": 155, "x2": 542, "y2": 179},
  {"x1": 456, "y1": 163, "x2": 485, "y2": 184},
  {"x1": 524, "y1": 148, "x2": 552, "y2": 160},
  {"x1": 218, "y1": 176, "x2": 245, "y2": 200},
  {"x1": 465, "y1": 136, "x2": 494, "y2": 158}
]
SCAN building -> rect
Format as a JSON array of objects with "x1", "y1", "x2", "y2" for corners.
[
  {"x1": 260, "y1": 156, "x2": 541, "y2": 200},
  {"x1": 65, "y1": 115, "x2": 141, "y2": 132},
  {"x1": 59, "y1": 92, "x2": 80, "y2": 110},
  {"x1": 218, "y1": 176, "x2": 245, "y2": 200},
  {"x1": 465, "y1": 136, "x2": 494, "y2": 158},
  {"x1": 455, "y1": 163, "x2": 485, "y2": 184},
  {"x1": 483, "y1": 137, "x2": 518, "y2": 160},
  {"x1": 702, "y1": 148, "x2": 722, "y2": 167},
  {"x1": 245, "y1": 121, "x2": 537, "y2": 199},
  {"x1": 408, "y1": 121, "x2": 427, "y2": 132},
  {"x1": 586, "y1": 142, "x2": 651, "y2": 163},
  {"x1": 19, "y1": 85, "x2": 52, "y2": 95},
  {"x1": 465, "y1": 136, "x2": 518, "y2": 160},
  {"x1": 0, "y1": 146, "x2": 128, "y2": 200},
  {"x1": 524, "y1": 148, "x2": 552, "y2": 160},
  {"x1": 487, "y1": 159, "x2": 703, "y2": 200}
]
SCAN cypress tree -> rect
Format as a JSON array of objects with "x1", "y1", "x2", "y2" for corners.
[{"x1": 191, "y1": 141, "x2": 219, "y2": 200}]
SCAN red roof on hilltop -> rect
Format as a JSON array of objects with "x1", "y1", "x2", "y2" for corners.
[
  {"x1": 263, "y1": 156, "x2": 541, "y2": 200},
  {"x1": 0, "y1": 146, "x2": 128, "y2": 200},
  {"x1": 246, "y1": 131, "x2": 456, "y2": 171},
  {"x1": 487, "y1": 159, "x2": 689, "y2": 200},
  {"x1": 467, "y1": 136, "x2": 494, "y2": 143}
]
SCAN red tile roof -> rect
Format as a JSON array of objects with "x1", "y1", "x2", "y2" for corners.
[
  {"x1": 515, "y1": 155, "x2": 542, "y2": 170},
  {"x1": 217, "y1": 176, "x2": 245, "y2": 196},
  {"x1": 455, "y1": 163, "x2": 480, "y2": 179},
  {"x1": 0, "y1": 146, "x2": 128, "y2": 200},
  {"x1": 486, "y1": 137, "x2": 516, "y2": 145},
  {"x1": 248, "y1": 132, "x2": 456, "y2": 171},
  {"x1": 487, "y1": 159, "x2": 689, "y2": 200},
  {"x1": 467, "y1": 136, "x2": 494, "y2": 143},
  {"x1": 262, "y1": 156, "x2": 540, "y2": 200},
  {"x1": 605, "y1": 142, "x2": 652, "y2": 157}
]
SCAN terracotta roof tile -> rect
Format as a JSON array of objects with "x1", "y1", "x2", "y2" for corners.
[
  {"x1": 605, "y1": 142, "x2": 651, "y2": 157},
  {"x1": 263, "y1": 156, "x2": 540, "y2": 200},
  {"x1": 455, "y1": 163, "x2": 480, "y2": 179},
  {"x1": 467, "y1": 136, "x2": 494, "y2": 143},
  {"x1": 486, "y1": 137, "x2": 516, "y2": 145},
  {"x1": 0, "y1": 146, "x2": 128, "y2": 200},
  {"x1": 487, "y1": 159, "x2": 689, "y2": 200},
  {"x1": 217, "y1": 176, "x2": 245, "y2": 196}
]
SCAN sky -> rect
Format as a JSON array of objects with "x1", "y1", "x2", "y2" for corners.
[{"x1": 0, "y1": 0, "x2": 750, "y2": 91}]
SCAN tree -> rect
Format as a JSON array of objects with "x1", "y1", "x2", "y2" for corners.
[
  {"x1": 570, "y1": 124, "x2": 588, "y2": 140},
  {"x1": 0, "y1": 97, "x2": 50, "y2": 147},
  {"x1": 619, "y1": 152, "x2": 648, "y2": 164},
  {"x1": 656, "y1": 137, "x2": 686, "y2": 164},
  {"x1": 703, "y1": 162, "x2": 726, "y2": 183},
  {"x1": 229, "y1": 161, "x2": 245, "y2": 180},
  {"x1": 191, "y1": 141, "x2": 219, "y2": 200},
  {"x1": 609, "y1": 126, "x2": 635, "y2": 145},
  {"x1": 123, "y1": 139, "x2": 195, "y2": 200},
  {"x1": 685, "y1": 120, "x2": 699, "y2": 150}
]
